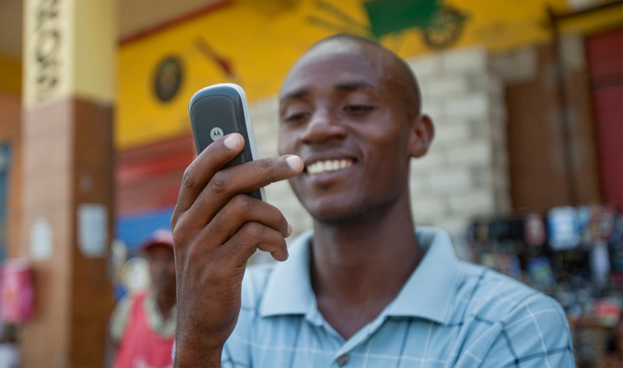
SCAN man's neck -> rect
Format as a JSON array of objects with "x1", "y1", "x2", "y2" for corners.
[{"x1": 309, "y1": 194, "x2": 424, "y2": 339}]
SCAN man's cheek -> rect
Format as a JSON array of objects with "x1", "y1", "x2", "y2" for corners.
[{"x1": 277, "y1": 131, "x2": 297, "y2": 155}]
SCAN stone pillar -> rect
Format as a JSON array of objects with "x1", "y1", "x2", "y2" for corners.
[{"x1": 20, "y1": 0, "x2": 115, "y2": 366}]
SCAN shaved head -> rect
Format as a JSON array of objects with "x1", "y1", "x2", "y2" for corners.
[{"x1": 283, "y1": 33, "x2": 422, "y2": 118}]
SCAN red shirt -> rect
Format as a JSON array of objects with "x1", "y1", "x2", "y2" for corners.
[{"x1": 113, "y1": 293, "x2": 174, "y2": 368}]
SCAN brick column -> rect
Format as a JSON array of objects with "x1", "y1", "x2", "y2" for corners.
[{"x1": 20, "y1": 1, "x2": 115, "y2": 366}]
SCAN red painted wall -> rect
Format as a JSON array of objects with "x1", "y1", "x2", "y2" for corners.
[
  {"x1": 116, "y1": 134, "x2": 195, "y2": 215},
  {"x1": 586, "y1": 28, "x2": 623, "y2": 210}
]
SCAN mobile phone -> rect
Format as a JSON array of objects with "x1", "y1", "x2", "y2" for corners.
[{"x1": 189, "y1": 83, "x2": 265, "y2": 201}]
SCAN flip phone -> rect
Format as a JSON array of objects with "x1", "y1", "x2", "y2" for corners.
[{"x1": 189, "y1": 83, "x2": 265, "y2": 201}]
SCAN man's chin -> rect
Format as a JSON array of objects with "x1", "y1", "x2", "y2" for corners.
[{"x1": 304, "y1": 199, "x2": 370, "y2": 225}]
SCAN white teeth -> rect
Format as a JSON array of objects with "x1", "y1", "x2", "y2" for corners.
[{"x1": 306, "y1": 159, "x2": 353, "y2": 175}]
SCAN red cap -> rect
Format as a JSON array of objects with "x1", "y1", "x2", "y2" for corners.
[{"x1": 140, "y1": 229, "x2": 174, "y2": 251}]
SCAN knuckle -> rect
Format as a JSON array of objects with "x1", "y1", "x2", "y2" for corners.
[
  {"x1": 182, "y1": 164, "x2": 196, "y2": 189},
  {"x1": 232, "y1": 194, "x2": 252, "y2": 211},
  {"x1": 171, "y1": 218, "x2": 193, "y2": 249},
  {"x1": 209, "y1": 171, "x2": 230, "y2": 194},
  {"x1": 242, "y1": 222, "x2": 263, "y2": 239},
  {"x1": 257, "y1": 158, "x2": 278, "y2": 175},
  {"x1": 170, "y1": 212, "x2": 179, "y2": 229},
  {"x1": 172, "y1": 226, "x2": 187, "y2": 247},
  {"x1": 170, "y1": 206, "x2": 186, "y2": 230}
]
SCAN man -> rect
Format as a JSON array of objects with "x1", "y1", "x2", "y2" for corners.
[
  {"x1": 111, "y1": 229, "x2": 177, "y2": 368},
  {"x1": 172, "y1": 34, "x2": 575, "y2": 367}
]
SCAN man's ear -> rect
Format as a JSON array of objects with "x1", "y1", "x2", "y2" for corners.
[{"x1": 408, "y1": 114, "x2": 434, "y2": 158}]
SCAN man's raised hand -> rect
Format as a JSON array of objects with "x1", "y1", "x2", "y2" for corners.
[{"x1": 171, "y1": 133, "x2": 303, "y2": 367}]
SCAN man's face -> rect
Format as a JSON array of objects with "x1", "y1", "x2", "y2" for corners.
[
  {"x1": 278, "y1": 40, "x2": 417, "y2": 222},
  {"x1": 147, "y1": 244, "x2": 176, "y2": 294}
]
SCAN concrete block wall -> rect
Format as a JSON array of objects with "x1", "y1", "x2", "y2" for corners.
[
  {"x1": 247, "y1": 45, "x2": 512, "y2": 256},
  {"x1": 407, "y1": 46, "x2": 511, "y2": 246}
]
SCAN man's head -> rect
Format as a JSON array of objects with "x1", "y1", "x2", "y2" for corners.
[
  {"x1": 141, "y1": 229, "x2": 176, "y2": 297},
  {"x1": 278, "y1": 34, "x2": 434, "y2": 223}
]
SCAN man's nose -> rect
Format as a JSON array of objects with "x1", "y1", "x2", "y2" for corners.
[{"x1": 300, "y1": 109, "x2": 347, "y2": 144}]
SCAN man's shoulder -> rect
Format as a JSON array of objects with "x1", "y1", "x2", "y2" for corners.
[
  {"x1": 455, "y1": 261, "x2": 566, "y2": 328},
  {"x1": 110, "y1": 292, "x2": 144, "y2": 342},
  {"x1": 454, "y1": 262, "x2": 574, "y2": 366}
]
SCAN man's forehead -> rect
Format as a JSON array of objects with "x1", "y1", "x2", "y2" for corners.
[
  {"x1": 299, "y1": 38, "x2": 381, "y2": 62},
  {"x1": 280, "y1": 39, "x2": 391, "y2": 96}
]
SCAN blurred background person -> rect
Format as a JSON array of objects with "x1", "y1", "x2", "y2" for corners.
[{"x1": 110, "y1": 229, "x2": 176, "y2": 368}]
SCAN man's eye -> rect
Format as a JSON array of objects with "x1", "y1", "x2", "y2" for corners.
[
  {"x1": 285, "y1": 112, "x2": 307, "y2": 122},
  {"x1": 344, "y1": 105, "x2": 375, "y2": 114}
]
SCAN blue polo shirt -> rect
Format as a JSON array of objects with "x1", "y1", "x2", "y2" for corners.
[{"x1": 221, "y1": 227, "x2": 575, "y2": 367}]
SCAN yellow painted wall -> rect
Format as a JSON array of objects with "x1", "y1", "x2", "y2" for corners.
[
  {"x1": 73, "y1": 0, "x2": 116, "y2": 104},
  {"x1": 117, "y1": 0, "x2": 622, "y2": 149}
]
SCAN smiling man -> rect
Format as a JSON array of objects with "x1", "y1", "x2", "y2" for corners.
[{"x1": 171, "y1": 35, "x2": 575, "y2": 367}]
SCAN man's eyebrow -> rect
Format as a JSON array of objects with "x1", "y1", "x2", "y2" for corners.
[
  {"x1": 280, "y1": 88, "x2": 309, "y2": 103},
  {"x1": 335, "y1": 81, "x2": 376, "y2": 92},
  {"x1": 280, "y1": 81, "x2": 376, "y2": 103}
]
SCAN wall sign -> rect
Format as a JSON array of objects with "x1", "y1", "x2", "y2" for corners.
[
  {"x1": 78, "y1": 203, "x2": 108, "y2": 258},
  {"x1": 153, "y1": 56, "x2": 183, "y2": 102},
  {"x1": 24, "y1": 0, "x2": 73, "y2": 107},
  {"x1": 29, "y1": 217, "x2": 53, "y2": 261},
  {"x1": 34, "y1": 0, "x2": 62, "y2": 101}
]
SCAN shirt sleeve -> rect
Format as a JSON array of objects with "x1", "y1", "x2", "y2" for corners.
[
  {"x1": 171, "y1": 323, "x2": 252, "y2": 368},
  {"x1": 221, "y1": 267, "x2": 269, "y2": 368},
  {"x1": 470, "y1": 294, "x2": 576, "y2": 368},
  {"x1": 221, "y1": 304, "x2": 255, "y2": 368},
  {"x1": 110, "y1": 296, "x2": 132, "y2": 344},
  {"x1": 171, "y1": 300, "x2": 255, "y2": 367}
]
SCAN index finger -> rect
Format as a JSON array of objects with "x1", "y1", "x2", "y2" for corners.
[
  {"x1": 185, "y1": 154, "x2": 304, "y2": 227},
  {"x1": 173, "y1": 133, "x2": 244, "y2": 220}
]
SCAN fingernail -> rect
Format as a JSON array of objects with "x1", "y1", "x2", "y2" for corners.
[
  {"x1": 287, "y1": 223, "x2": 293, "y2": 237},
  {"x1": 285, "y1": 155, "x2": 304, "y2": 172},
  {"x1": 223, "y1": 134, "x2": 242, "y2": 149}
]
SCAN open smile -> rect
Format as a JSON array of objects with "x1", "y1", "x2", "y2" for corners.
[{"x1": 305, "y1": 158, "x2": 355, "y2": 175}]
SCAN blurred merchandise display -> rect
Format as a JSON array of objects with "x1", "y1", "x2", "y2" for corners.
[
  {"x1": 0, "y1": 261, "x2": 32, "y2": 368},
  {"x1": 468, "y1": 204, "x2": 623, "y2": 367},
  {"x1": 0, "y1": 259, "x2": 34, "y2": 324}
]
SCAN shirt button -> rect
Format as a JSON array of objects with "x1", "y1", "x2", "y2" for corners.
[{"x1": 337, "y1": 354, "x2": 349, "y2": 366}]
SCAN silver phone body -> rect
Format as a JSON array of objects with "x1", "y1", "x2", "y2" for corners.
[{"x1": 189, "y1": 83, "x2": 265, "y2": 201}]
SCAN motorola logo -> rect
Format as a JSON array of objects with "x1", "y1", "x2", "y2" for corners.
[{"x1": 210, "y1": 127, "x2": 224, "y2": 141}]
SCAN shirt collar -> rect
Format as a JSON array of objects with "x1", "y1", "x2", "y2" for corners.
[
  {"x1": 259, "y1": 230, "x2": 315, "y2": 317},
  {"x1": 259, "y1": 227, "x2": 463, "y2": 325}
]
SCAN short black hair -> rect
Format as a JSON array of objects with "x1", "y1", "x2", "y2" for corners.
[{"x1": 312, "y1": 33, "x2": 422, "y2": 115}]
